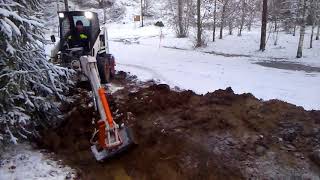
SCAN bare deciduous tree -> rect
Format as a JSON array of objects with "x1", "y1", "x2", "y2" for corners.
[
  {"x1": 309, "y1": 0, "x2": 319, "y2": 47},
  {"x1": 178, "y1": 0, "x2": 184, "y2": 36},
  {"x1": 212, "y1": 0, "x2": 217, "y2": 41},
  {"x1": 296, "y1": 0, "x2": 307, "y2": 58},
  {"x1": 167, "y1": 0, "x2": 194, "y2": 38},
  {"x1": 238, "y1": 0, "x2": 246, "y2": 36},
  {"x1": 260, "y1": 0, "x2": 268, "y2": 51},
  {"x1": 97, "y1": 0, "x2": 114, "y2": 23},
  {"x1": 219, "y1": 0, "x2": 230, "y2": 39},
  {"x1": 196, "y1": 0, "x2": 202, "y2": 47}
]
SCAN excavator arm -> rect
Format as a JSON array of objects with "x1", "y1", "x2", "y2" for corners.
[{"x1": 80, "y1": 56, "x2": 134, "y2": 161}]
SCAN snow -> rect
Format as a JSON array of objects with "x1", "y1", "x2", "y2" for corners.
[
  {"x1": 3, "y1": 17, "x2": 21, "y2": 36},
  {"x1": 108, "y1": 23, "x2": 320, "y2": 110},
  {"x1": 5, "y1": 40, "x2": 15, "y2": 54},
  {"x1": 40, "y1": 0, "x2": 320, "y2": 111},
  {"x1": 105, "y1": 83, "x2": 124, "y2": 94},
  {"x1": 0, "y1": 144, "x2": 75, "y2": 180},
  {"x1": 108, "y1": 21, "x2": 320, "y2": 66},
  {"x1": 0, "y1": 7, "x2": 43, "y2": 28}
]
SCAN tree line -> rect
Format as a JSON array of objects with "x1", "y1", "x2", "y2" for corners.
[{"x1": 165, "y1": 0, "x2": 320, "y2": 57}]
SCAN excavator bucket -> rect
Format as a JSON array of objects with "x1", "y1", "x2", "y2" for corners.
[{"x1": 91, "y1": 126, "x2": 135, "y2": 161}]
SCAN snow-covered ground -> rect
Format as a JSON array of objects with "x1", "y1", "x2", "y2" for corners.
[
  {"x1": 13, "y1": 1, "x2": 317, "y2": 179},
  {"x1": 42, "y1": 0, "x2": 320, "y2": 109},
  {"x1": 107, "y1": 23, "x2": 320, "y2": 110},
  {"x1": 0, "y1": 144, "x2": 75, "y2": 180},
  {"x1": 109, "y1": 23, "x2": 320, "y2": 67}
]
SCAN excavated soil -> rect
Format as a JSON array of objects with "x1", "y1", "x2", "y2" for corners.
[{"x1": 37, "y1": 72, "x2": 320, "y2": 180}]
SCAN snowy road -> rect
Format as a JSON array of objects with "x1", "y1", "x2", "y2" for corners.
[{"x1": 110, "y1": 41, "x2": 320, "y2": 110}]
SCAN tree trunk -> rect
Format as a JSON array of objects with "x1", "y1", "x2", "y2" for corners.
[
  {"x1": 310, "y1": 22, "x2": 315, "y2": 48},
  {"x1": 177, "y1": 0, "x2": 184, "y2": 37},
  {"x1": 56, "y1": 0, "x2": 60, "y2": 11},
  {"x1": 103, "y1": 2, "x2": 107, "y2": 23},
  {"x1": 316, "y1": 23, "x2": 320, "y2": 40},
  {"x1": 239, "y1": 0, "x2": 245, "y2": 36},
  {"x1": 297, "y1": 0, "x2": 307, "y2": 58},
  {"x1": 247, "y1": 13, "x2": 254, "y2": 31},
  {"x1": 220, "y1": 1, "x2": 227, "y2": 39},
  {"x1": 297, "y1": 25, "x2": 306, "y2": 58},
  {"x1": 229, "y1": 21, "x2": 233, "y2": 35},
  {"x1": 64, "y1": 0, "x2": 69, "y2": 11},
  {"x1": 141, "y1": 0, "x2": 144, "y2": 27},
  {"x1": 316, "y1": 1, "x2": 319, "y2": 40},
  {"x1": 144, "y1": 0, "x2": 149, "y2": 14},
  {"x1": 196, "y1": 0, "x2": 202, "y2": 47},
  {"x1": 248, "y1": 18, "x2": 252, "y2": 31},
  {"x1": 274, "y1": 18, "x2": 279, "y2": 45},
  {"x1": 294, "y1": 0, "x2": 302, "y2": 36},
  {"x1": 98, "y1": 1, "x2": 107, "y2": 23},
  {"x1": 260, "y1": 0, "x2": 268, "y2": 51},
  {"x1": 213, "y1": 0, "x2": 217, "y2": 42}
]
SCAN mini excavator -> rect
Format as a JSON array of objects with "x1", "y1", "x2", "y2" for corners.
[{"x1": 50, "y1": 11, "x2": 134, "y2": 161}]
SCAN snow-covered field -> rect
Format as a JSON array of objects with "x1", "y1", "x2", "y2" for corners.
[
  {"x1": 0, "y1": 144, "x2": 75, "y2": 180},
  {"x1": 107, "y1": 23, "x2": 320, "y2": 110},
  {"x1": 42, "y1": 0, "x2": 320, "y2": 112}
]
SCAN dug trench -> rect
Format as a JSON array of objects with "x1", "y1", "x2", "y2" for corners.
[{"x1": 37, "y1": 72, "x2": 320, "y2": 179}]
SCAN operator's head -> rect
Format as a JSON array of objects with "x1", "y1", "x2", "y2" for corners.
[{"x1": 76, "y1": 20, "x2": 84, "y2": 31}]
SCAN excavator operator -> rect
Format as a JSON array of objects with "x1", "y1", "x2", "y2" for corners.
[{"x1": 67, "y1": 20, "x2": 89, "y2": 52}]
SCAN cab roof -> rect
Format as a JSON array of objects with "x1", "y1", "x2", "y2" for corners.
[{"x1": 58, "y1": 11, "x2": 98, "y2": 17}]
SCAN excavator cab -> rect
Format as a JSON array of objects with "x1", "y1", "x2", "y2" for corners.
[
  {"x1": 58, "y1": 11, "x2": 100, "y2": 53},
  {"x1": 51, "y1": 11, "x2": 115, "y2": 83}
]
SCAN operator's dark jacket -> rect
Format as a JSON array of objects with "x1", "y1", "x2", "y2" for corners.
[{"x1": 67, "y1": 30, "x2": 90, "y2": 52}]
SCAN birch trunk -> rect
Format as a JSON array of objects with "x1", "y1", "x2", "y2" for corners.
[
  {"x1": 310, "y1": 22, "x2": 315, "y2": 48},
  {"x1": 177, "y1": 0, "x2": 184, "y2": 37},
  {"x1": 297, "y1": 0, "x2": 307, "y2": 58}
]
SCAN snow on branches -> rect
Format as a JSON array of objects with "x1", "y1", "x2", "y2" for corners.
[{"x1": 0, "y1": 0, "x2": 71, "y2": 144}]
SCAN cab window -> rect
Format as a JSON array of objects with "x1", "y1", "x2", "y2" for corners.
[
  {"x1": 73, "y1": 16, "x2": 91, "y2": 27},
  {"x1": 61, "y1": 18, "x2": 70, "y2": 38}
]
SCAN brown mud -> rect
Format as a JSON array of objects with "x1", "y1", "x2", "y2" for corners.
[{"x1": 37, "y1": 72, "x2": 320, "y2": 180}]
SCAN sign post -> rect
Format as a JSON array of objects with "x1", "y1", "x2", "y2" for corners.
[
  {"x1": 134, "y1": 15, "x2": 141, "y2": 29},
  {"x1": 155, "y1": 21, "x2": 164, "y2": 48}
]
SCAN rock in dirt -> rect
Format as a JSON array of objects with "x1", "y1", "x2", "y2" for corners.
[{"x1": 309, "y1": 149, "x2": 320, "y2": 167}]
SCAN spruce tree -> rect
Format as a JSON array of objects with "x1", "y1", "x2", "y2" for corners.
[{"x1": 0, "y1": 0, "x2": 70, "y2": 143}]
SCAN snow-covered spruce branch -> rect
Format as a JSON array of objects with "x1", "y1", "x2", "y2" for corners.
[
  {"x1": 0, "y1": 0, "x2": 72, "y2": 144},
  {"x1": 0, "y1": 69, "x2": 54, "y2": 79}
]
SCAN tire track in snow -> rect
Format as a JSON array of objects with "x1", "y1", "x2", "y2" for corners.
[{"x1": 117, "y1": 63, "x2": 175, "y2": 86}]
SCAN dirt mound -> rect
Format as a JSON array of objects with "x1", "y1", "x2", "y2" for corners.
[{"x1": 37, "y1": 73, "x2": 320, "y2": 179}]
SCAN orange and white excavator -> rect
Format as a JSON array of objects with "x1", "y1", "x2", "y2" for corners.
[
  {"x1": 50, "y1": 11, "x2": 134, "y2": 161},
  {"x1": 80, "y1": 55, "x2": 134, "y2": 161}
]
